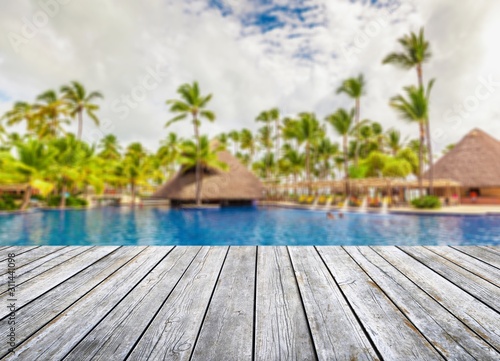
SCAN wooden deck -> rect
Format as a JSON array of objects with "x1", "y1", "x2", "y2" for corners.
[{"x1": 1, "y1": 246, "x2": 499, "y2": 360}]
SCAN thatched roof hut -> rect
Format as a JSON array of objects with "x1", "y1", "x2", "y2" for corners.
[
  {"x1": 424, "y1": 128, "x2": 500, "y2": 188},
  {"x1": 153, "y1": 150, "x2": 263, "y2": 204}
]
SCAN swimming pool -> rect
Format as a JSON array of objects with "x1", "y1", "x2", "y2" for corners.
[{"x1": 1, "y1": 207, "x2": 499, "y2": 246}]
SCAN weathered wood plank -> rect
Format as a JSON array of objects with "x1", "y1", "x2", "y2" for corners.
[
  {"x1": 401, "y1": 247, "x2": 500, "y2": 312},
  {"x1": 128, "y1": 246, "x2": 228, "y2": 361},
  {"x1": 0, "y1": 246, "x2": 118, "y2": 320},
  {"x1": 425, "y1": 246, "x2": 500, "y2": 287},
  {"x1": 0, "y1": 246, "x2": 66, "y2": 277},
  {"x1": 288, "y1": 246, "x2": 378, "y2": 361},
  {"x1": 346, "y1": 247, "x2": 499, "y2": 360},
  {"x1": 64, "y1": 246, "x2": 200, "y2": 361},
  {"x1": 318, "y1": 246, "x2": 442, "y2": 360},
  {"x1": 5, "y1": 247, "x2": 172, "y2": 360},
  {"x1": 0, "y1": 247, "x2": 90, "y2": 295},
  {"x1": 254, "y1": 246, "x2": 316, "y2": 361},
  {"x1": 0, "y1": 247, "x2": 144, "y2": 358},
  {"x1": 452, "y1": 246, "x2": 500, "y2": 269},
  {"x1": 373, "y1": 246, "x2": 500, "y2": 351},
  {"x1": 0, "y1": 246, "x2": 39, "y2": 262},
  {"x1": 191, "y1": 247, "x2": 256, "y2": 361},
  {"x1": 479, "y1": 246, "x2": 500, "y2": 256}
]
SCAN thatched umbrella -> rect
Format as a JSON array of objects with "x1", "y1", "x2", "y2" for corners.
[
  {"x1": 153, "y1": 150, "x2": 263, "y2": 204},
  {"x1": 424, "y1": 128, "x2": 500, "y2": 188}
]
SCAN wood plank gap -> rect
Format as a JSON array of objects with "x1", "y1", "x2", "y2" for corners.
[
  {"x1": 398, "y1": 247, "x2": 500, "y2": 314},
  {"x1": 121, "y1": 247, "x2": 204, "y2": 361},
  {"x1": 450, "y1": 247, "x2": 500, "y2": 270},
  {"x1": 339, "y1": 246, "x2": 448, "y2": 360},
  {"x1": 285, "y1": 246, "x2": 319, "y2": 361}
]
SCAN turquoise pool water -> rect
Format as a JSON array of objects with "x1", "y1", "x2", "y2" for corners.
[{"x1": 1, "y1": 207, "x2": 499, "y2": 246}]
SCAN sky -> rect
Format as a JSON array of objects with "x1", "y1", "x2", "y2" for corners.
[{"x1": 1, "y1": 0, "x2": 500, "y2": 152}]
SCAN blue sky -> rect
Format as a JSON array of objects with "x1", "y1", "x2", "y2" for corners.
[{"x1": 1, "y1": 0, "x2": 500, "y2": 150}]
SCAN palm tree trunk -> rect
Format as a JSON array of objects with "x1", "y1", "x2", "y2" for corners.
[
  {"x1": 343, "y1": 135, "x2": 350, "y2": 195},
  {"x1": 354, "y1": 97, "x2": 360, "y2": 167},
  {"x1": 77, "y1": 110, "x2": 83, "y2": 140},
  {"x1": 426, "y1": 119, "x2": 434, "y2": 195},
  {"x1": 193, "y1": 120, "x2": 202, "y2": 205},
  {"x1": 131, "y1": 181, "x2": 136, "y2": 207},
  {"x1": 418, "y1": 123, "x2": 425, "y2": 197},
  {"x1": 20, "y1": 185, "x2": 32, "y2": 211},
  {"x1": 60, "y1": 182, "x2": 67, "y2": 208},
  {"x1": 416, "y1": 63, "x2": 434, "y2": 195}
]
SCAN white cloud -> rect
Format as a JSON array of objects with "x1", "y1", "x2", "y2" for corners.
[{"x1": 0, "y1": 0, "x2": 499, "y2": 152}]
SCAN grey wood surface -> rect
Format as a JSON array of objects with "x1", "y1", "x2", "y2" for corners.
[
  {"x1": 2, "y1": 246, "x2": 499, "y2": 360},
  {"x1": 254, "y1": 246, "x2": 316, "y2": 361}
]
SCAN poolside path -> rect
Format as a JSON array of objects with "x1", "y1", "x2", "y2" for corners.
[{"x1": 1, "y1": 246, "x2": 499, "y2": 360}]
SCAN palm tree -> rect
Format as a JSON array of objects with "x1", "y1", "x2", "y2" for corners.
[
  {"x1": 51, "y1": 134, "x2": 88, "y2": 208},
  {"x1": 315, "y1": 138, "x2": 339, "y2": 180},
  {"x1": 279, "y1": 148, "x2": 304, "y2": 183},
  {"x1": 390, "y1": 80, "x2": 434, "y2": 196},
  {"x1": 178, "y1": 136, "x2": 228, "y2": 198},
  {"x1": 60, "y1": 81, "x2": 103, "y2": 140},
  {"x1": 258, "y1": 126, "x2": 273, "y2": 178},
  {"x1": 228, "y1": 130, "x2": 240, "y2": 154},
  {"x1": 123, "y1": 142, "x2": 150, "y2": 206},
  {"x1": 386, "y1": 129, "x2": 404, "y2": 156},
  {"x1": 295, "y1": 112, "x2": 324, "y2": 183},
  {"x1": 326, "y1": 108, "x2": 355, "y2": 194},
  {"x1": 239, "y1": 128, "x2": 256, "y2": 165},
  {"x1": 166, "y1": 82, "x2": 215, "y2": 205},
  {"x1": 0, "y1": 139, "x2": 55, "y2": 210},
  {"x1": 2, "y1": 102, "x2": 40, "y2": 138},
  {"x1": 157, "y1": 132, "x2": 181, "y2": 178},
  {"x1": 383, "y1": 27, "x2": 434, "y2": 193},
  {"x1": 98, "y1": 134, "x2": 122, "y2": 160},
  {"x1": 35, "y1": 90, "x2": 69, "y2": 138},
  {"x1": 336, "y1": 74, "x2": 365, "y2": 166}
]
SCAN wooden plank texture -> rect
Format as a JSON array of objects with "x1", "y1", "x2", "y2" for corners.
[
  {"x1": 128, "y1": 247, "x2": 228, "y2": 361},
  {"x1": 0, "y1": 247, "x2": 145, "y2": 358},
  {"x1": 318, "y1": 246, "x2": 443, "y2": 360},
  {"x1": 346, "y1": 246, "x2": 499, "y2": 360},
  {"x1": 254, "y1": 246, "x2": 316, "y2": 361},
  {"x1": 191, "y1": 246, "x2": 256, "y2": 361},
  {"x1": 64, "y1": 246, "x2": 200, "y2": 361},
  {"x1": 288, "y1": 246, "x2": 378, "y2": 361},
  {"x1": 373, "y1": 246, "x2": 500, "y2": 351}
]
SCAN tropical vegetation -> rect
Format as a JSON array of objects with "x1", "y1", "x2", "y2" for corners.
[{"x1": 0, "y1": 28, "x2": 439, "y2": 210}]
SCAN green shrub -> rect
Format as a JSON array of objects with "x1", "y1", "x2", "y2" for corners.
[
  {"x1": 47, "y1": 196, "x2": 88, "y2": 207},
  {"x1": 411, "y1": 196, "x2": 441, "y2": 209},
  {"x1": 0, "y1": 195, "x2": 18, "y2": 211}
]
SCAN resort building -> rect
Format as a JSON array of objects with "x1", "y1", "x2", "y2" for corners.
[
  {"x1": 425, "y1": 128, "x2": 500, "y2": 204},
  {"x1": 153, "y1": 150, "x2": 263, "y2": 206}
]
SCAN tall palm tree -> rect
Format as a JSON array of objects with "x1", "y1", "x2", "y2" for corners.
[
  {"x1": 279, "y1": 148, "x2": 304, "y2": 183},
  {"x1": 178, "y1": 136, "x2": 228, "y2": 195},
  {"x1": 390, "y1": 80, "x2": 434, "y2": 196},
  {"x1": 35, "y1": 90, "x2": 69, "y2": 139},
  {"x1": 123, "y1": 142, "x2": 150, "y2": 206},
  {"x1": 157, "y1": 132, "x2": 181, "y2": 178},
  {"x1": 386, "y1": 129, "x2": 404, "y2": 156},
  {"x1": 336, "y1": 74, "x2": 365, "y2": 166},
  {"x1": 2, "y1": 102, "x2": 41, "y2": 138},
  {"x1": 228, "y1": 130, "x2": 240, "y2": 154},
  {"x1": 326, "y1": 108, "x2": 355, "y2": 194},
  {"x1": 60, "y1": 81, "x2": 103, "y2": 140},
  {"x1": 383, "y1": 27, "x2": 434, "y2": 193},
  {"x1": 257, "y1": 126, "x2": 273, "y2": 178},
  {"x1": 51, "y1": 134, "x2": 88, "y2": 208},
  {"x1": 239, "y1": 128, "x2": 256, "y2": 165},
  {"x1": 166, "y1": 81, "x2": 215, "y2": 205},
  {"x1": 295, "y1": 112, "x2": 324, "y2": 183},
  {"x1": 98, "y1": 134, "x2": 122, "y2": 160},
  {"x1": 315, "y1": 138, "x2": 339, "y2": 180}
]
